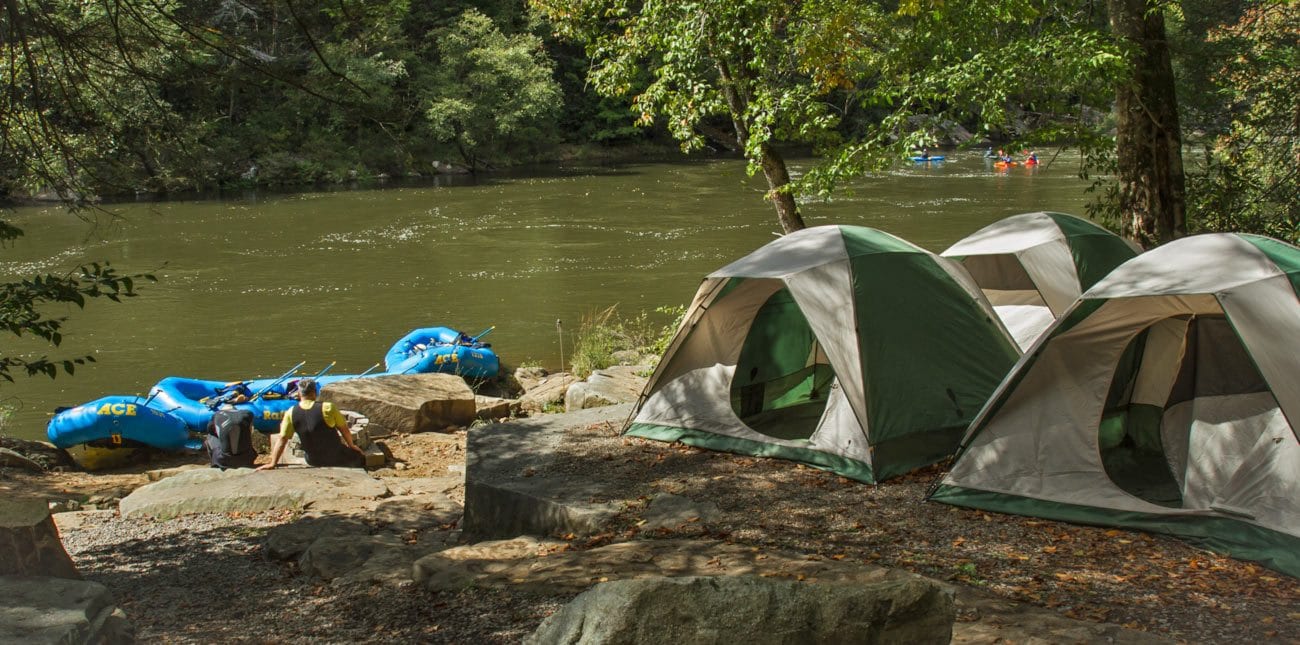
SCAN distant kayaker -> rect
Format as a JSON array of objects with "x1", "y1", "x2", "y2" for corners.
[
  {"x1": 256, "y1": 378, "x2": 365, "y2": 470},
  {"x1": 1027, "y1": 151, "x2": 1039, "y2": 164}
]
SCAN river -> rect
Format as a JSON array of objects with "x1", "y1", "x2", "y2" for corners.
[{"x1": 2, "y1": 153, "x2": 1094, "y2": 441}]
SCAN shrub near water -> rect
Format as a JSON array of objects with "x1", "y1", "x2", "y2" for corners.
[{"x1": 570, "y1": 305, "x2": 684, "y2": 379}]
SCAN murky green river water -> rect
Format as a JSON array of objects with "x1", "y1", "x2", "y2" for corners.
[{"x1": 2, "y1": 154, "x2": 1093, "y2": 440}]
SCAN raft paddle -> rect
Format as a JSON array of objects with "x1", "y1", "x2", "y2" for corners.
[
  {"x1": 358, "y1": 362, "x2": 382, "y2": 377},
  {"x1": 311, "y1": 361, "x2": 336, "y2": 379},
  {"x1": 469, "y1": 326, "x2": 495, "y2": 343},
  {"x1": 247, "y1": 360, "x2": 307, "y2": 402}
]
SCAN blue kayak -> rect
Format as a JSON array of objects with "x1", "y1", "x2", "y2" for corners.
[
  {"x1": 911, "y1": 156, "x2": 946, "y2": 162},
  {"x1": 383, "y1": 327, "x2": 500, "y2": 380}
]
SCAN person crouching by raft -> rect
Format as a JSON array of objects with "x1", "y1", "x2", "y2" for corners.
[
  {"x1": 256, "y1": 378, "x2": 365, "y2": 470},
  {"x1": 207, "y1": 405, "x2": 256, "y2": 469}
]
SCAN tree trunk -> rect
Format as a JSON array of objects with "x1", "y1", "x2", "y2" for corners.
[
  {"x1": 757, "y1": 143, "x2": 806, "y2": 233},
  {"x1": 715, "y1": 60, "x2": 806, "y2": 234},
  {"x1": 1108, "y1": 0, "x2": 1187, "y2": 248}
]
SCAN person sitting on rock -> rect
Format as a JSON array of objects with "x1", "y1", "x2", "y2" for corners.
[
  {"x1": 256, "y1": 378, "x2": 365, "y2": 470},
  {"x1": 206, "y1": 405, "x2": 256, "y2": 470}
]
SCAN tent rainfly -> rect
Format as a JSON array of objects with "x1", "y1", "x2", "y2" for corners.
[
  {"x1": 942, "y1": 211, "x2": 1139, "y2": 351},
  {"x1": 930, "y1": 233, "x2": 1300, "y2": 576},
  {"x1": 625, "y1": 225, "x2": 1020, "y2": 483}
]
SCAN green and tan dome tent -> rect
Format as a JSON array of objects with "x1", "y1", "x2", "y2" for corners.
[
  {"x1": 942, "y1": 211, "x2": 1139, "y2": 351},
  {"x1": 625, "y1": 225, "x2": 1020, "y2": 483},
  {"x1": 930, "y1": 233, "x2": 1300, "y2": 576}
]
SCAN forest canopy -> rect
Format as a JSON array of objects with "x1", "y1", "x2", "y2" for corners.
[{"x1": 0, "y1": 0, "x2": 1295, "y2": 242}]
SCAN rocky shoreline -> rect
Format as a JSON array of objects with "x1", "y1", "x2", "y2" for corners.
[{"x1": 3, "y1": 368, "x2": 1297, "y2": 643}]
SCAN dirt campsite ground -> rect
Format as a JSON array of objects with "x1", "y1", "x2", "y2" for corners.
[{"x1": 5, "y1": 414, "x2": 1298, "y2": 643}]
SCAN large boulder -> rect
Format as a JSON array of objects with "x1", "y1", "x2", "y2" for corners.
[
  {"x1": 526, "y1": 575, "x2": 955, "y2": 645},
  {"x1": 119, "y1": 467, "x2": 388, "y2": 519},
  {"x1": 0, "y1": 498, "x2": 80, "y2": 580},
  {"x1": 0, "y1": 437, "x2": 76, "y2": 471},
  {"x1": 298, "y1": 534, "x2": 404, "y2": 581},
  {"x1": 564, "y1": 365, "x2": 648, "y2": 412},
  {"x1": 512, "y1": 366, "x2": 550, "y2": 391},
  {"x1": 0, "y1": 575, "x2": 133, "y2": 644},
  {"x1": 475, "y1": 395, "x2": 519, "y2": 421},
  {"x1": 322, "y1": 374, "x2": 476, "y2": 434},
  {"x1": 641, "y1": 493, "x2": 720, "y2": 533},
  {"x1": 518, "y1": 373, "x2": 578, "y2": 413},
  {"x1": 264, "y1": 514, "x2": 370, "y2": 561},
  {"x1": 0, "y1": 448, "x2": 44, "y2": 472},
  {"x1": 462, "y1": 405, "x2": 632, "y2": 540}
]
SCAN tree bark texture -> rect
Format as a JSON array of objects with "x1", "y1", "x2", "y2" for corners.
[
  {"x1": 715, "y1": 60, "x2": 806, "y2": 234},
  {"x1": 1108, "y1": 0, "x2": 1188, "y2": 248}
]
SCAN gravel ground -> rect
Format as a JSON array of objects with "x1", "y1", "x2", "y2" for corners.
[
  {"x1": 60, "y1": 509, "x2": 569, "y2": 643},
  {"x1": 42, "y1": 426, "x2": 572, "y2": 643}
]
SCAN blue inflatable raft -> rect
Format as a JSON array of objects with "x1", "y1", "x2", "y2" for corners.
[
  {"x1": 47, "y1": 395, "x2": 194, "y2": 451},
  {"x1": 383, "y1": 327, "x2": 500, "y2": 380},
  {"x1": 47, "y1": 324, "x2": 501, "y2": 453}
]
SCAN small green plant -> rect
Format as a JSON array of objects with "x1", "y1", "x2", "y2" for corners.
[
  {"x1": 568, "y1": 303, "x2": 688, "y2": 379},
  {"x1": 953, "y1": 561, "x2": 984, "y2": 584},
  {"x1": 650, "y1": 304, "x2": 686, "y2": 357},
  {"x1": 570, "y1": 305, "x2": 622, "y2": 379}
]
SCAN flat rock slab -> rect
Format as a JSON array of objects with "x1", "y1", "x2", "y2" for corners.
[
  {"x1": 527, "y1": 575, "x2": 954, "y2": 645},
  {"x1": 463, "y1": 404, "x2": 633, "y2": 540},
  {"x1": 414, "y1": 537, "x2": 907, "y2": 594},
  {"x1": 119, "y1": 467, "x2": 389, "y2": 519},
  {"x1": 0, "y1": 575, "x2": 132, "y2": 644},
  {"x1": 323, "y1": 374, "x2": 476, "y2": 434},
  {"x1": 145, "y1": 464, "x2": 208, "y2": 481}
]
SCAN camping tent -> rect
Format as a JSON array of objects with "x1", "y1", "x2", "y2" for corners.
[
  {"x1": 625, "y1": 225, "x2": 1020, "y2": 483},
  {"x1": 930, "y1": 233, "x2": 1300, "y2": 576},
  {"x1": 942, "y1": 211, "x2": 1139, "y2": 351}
]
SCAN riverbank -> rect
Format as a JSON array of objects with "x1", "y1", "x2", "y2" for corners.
[{"x1": 8, "y1": 400, "x2": 1297, "y2": 643}]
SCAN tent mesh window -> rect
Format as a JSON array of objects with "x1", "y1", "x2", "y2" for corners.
[{"x1": 729, "y1": 287, "x2": 834, "y2": 441}]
